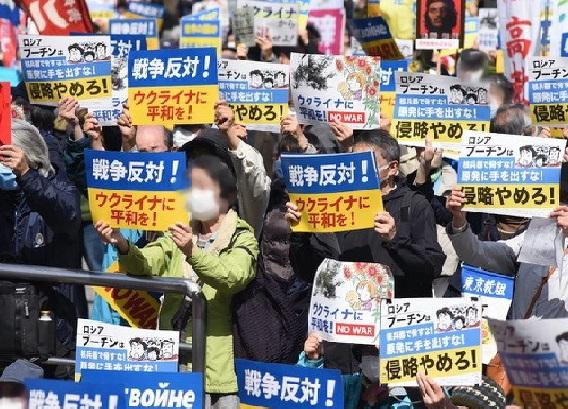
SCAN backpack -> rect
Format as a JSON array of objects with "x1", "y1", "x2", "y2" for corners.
[{"x1": 0, "y1": 281, "x2": 77, "y2": 367}]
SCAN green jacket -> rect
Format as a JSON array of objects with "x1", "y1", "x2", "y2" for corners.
[{"x1": 118, "y1": 210, "x2": 258, "y2": 393}]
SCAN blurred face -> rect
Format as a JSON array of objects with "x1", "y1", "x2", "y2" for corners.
[
  {"x1": 279, "y1": 52, "x2": 290, "y2": 65},
  {"x1": 189, "y1": 167, "x2": 227, "y2": 221},
  {"x1": 353, "y1": 143, "x2": 399, "y2": 191},
  {"x1": 428, "y1": 1, "x2": 449, "y2": 29},
  {"x1": 136, "y1": 126, "x2": 169, "y2": 152}
]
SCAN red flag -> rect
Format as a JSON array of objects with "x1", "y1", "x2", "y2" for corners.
[
  {"x1": 0, "y1": 83, "x2": 11, "y2": 145},
  {"x1": 17, "y1": 0, "x2": 93, "y2": 35}
]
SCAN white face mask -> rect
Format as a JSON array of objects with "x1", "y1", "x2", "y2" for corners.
[{"x1": 187, "y1": 188, "x2": 220, "y2": 222}]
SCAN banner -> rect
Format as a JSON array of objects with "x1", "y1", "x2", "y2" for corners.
[
  {"x1": 0, "y1": 82, "x2": 10, "y2": 145},
  {"x1": 458, "y1": 131, "x2": 567, "y2": 218},
  {"x1": 128, "y1": 48, "x2": 218, "y2": 126},
  {"x1": 391, "y1": 72, "x2": 491, "y2": 150},
  {"x1": 19, "y1": 35, "x2": 112, "y2": 124},
  {"x1": 76, "y1": 319, "x2": 179, "y2": 380},
  {"x1": 491, "y1": 318, "x2": 568, "y2": 408},
  {"x1": 351, "y1": 17, "x2": 403, "y2": 60},
  {"x1": 379, "y1": 60, "x2": 407, "y2": 121},
  {"x1": 290, "y1": 53, "x2": 382, "y2": 129},
  {"x1": 218, "y1": 59, "x2": 288, "y2": 132},
  {"x1": 237, "y1": 0, "x2": 299, "y2": 47},
  {"x1": 308, "y1": 259, "x2": 394, "y2": 345},
  {"x1": 109, "y1": 18, "x2": 160, "y2": 50},
  {"x1": 461, "y1": 264, "x2": 515, "y2": 364},
  {"x1": 85, "y1": 151, "x2": 189, "y2": 231},
  {"x1": 233, "y1": 8, "x2": 255, "y2": 47},
  {"x1": 82, "y1": 370, "x2": 204, "y2": 409},
  {"x1": 498, "y1": 0, "x2": 540, "y2": 103},
  {"x1": 379, "y1": 298, "x2": 482, "y2": 387},
  {"x1": 478, "y1": 7, "x2": 499, "y2": 51},
  {"x1": 26, "y1": 379, "x2": 122, "y2": 409},
  {"x1": 415, "y1": 0, "x2": 465, "y2": 50},
  {"x1": 280, "y1": 151, "x2": 382, "y2": 232},
  {"x1": 308, "y1": 9, "x2": 345, "y2": 56},
  {"x1": 180, "y1": 17, "x2": 221, "y2": 54},
  {"x1": 529, "y1": 56, "x2": 568, "y2": 127},
  {"x1": 236, "y1": 359, "x2": 344, "y2": 409},
  {"x1": 19, "y1": 0, "x2": 93, "y2": 35}
]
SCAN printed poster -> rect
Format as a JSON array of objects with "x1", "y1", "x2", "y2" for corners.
[
  {"x1": 379, "y1": 60, "x2": 407, "y2": 121},
  {"x1": 529, "y1": 57, "x2": 568, "y2": 127},
  {"x1": 109, "y1": 18, "x2": 160, "y2": 50},
  {"x1": 236, "y1": 359, "x2": 344, "y2": 409},
  {"x1": 380, "y1": 298, "x2": 483, "y2": 386},
  {"x1": 458, "y1": 130, "x2": 567, "y2": 218},
  {"x1": 0, "y1": 82, "x2": 10, "y2": 145},
  {"x1": 280, "y1": 151, "x2": 382, "y2": 232},
  {"x1": 192, "y1": 0, "x2": 229, "y2": 38},
  {"x1": 233, "y1": 8, "x2": 256, "y2": 47},
  {"x1": 218, "y1": 59, "x2": 289, "y2": 132},
  {"x1": 463, "y1": 15, "x2": 480, "y2": 49},
  {"x1": 309, "y1": 259, "x2": 394, "y2": 345},
  {"x1": 237, "y1": 0, "x2": 299, "y2": 47},
  {"x1": 391, "y1": 72, "x2": 491, "y2": 150},
  {"x1": 308, "y1": 8, "x2": 345, "y2": 56},
  {"x1": 76, "y1": 319, "x2": 179, "y2": 380},
  {"x1": 125, "y1": 2, "x2": 164, "y2": 31},
  {"x1": 180, "y1": 16, "x2": 221, "y2": 54},
  {"x1": 27, "y1": 379, "x2": 122, "y2": 409},
  {"x1": 19, "y1": 35, "x2": 112, "y2": 124},
  {"x1": 491, "y1": 318, "x2": 568, "y2": 409},
  {"x1": 351, "y1": 17, "x2": 403, "y2": 60},
  {"x1": 88, "y1": 0, "x2": 117, "y2": 22},
  {"x1": 478, "y1": 7, "x2": 499, "y2": 51},
  {"x1": 290, "y1": 53, "x2": 382, "y2": 129},
  {"x1": 461, "y1": 264, "x2": 515, "y2": 364},
  {"x1": 82, "y1": 370, "x2": 204, "y2": 409},
  {"x1": 415, "y1": 0, "x2": 465, "y2": 50},
  {"x1": 85, "y1": 151, "x2": 190, "y2": 231},
  {"x1": 128, "y1": 48, "x2": 218, "y2": 126}
]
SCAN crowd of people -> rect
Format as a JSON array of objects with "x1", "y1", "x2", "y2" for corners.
[{"x1": 1, "y1": 2, "x2": 568, "y2": 409}]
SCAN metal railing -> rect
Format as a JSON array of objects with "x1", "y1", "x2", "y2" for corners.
[{"x1": 0, "y1": 263, "x2": 206, "y2": 376}]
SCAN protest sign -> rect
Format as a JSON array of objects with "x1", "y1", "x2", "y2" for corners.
[
  {"x1": 125, "y1": 2, "x2": 164, "y2": 31},
  {"x1": 351, "y1": 17, "x2": 403, "y2": 60},
  {"x1": 192, "y1": 0, "x2": 229, "y2": 38},
  {"x1": 308, "y1": 9, "x2": 345, "y2": 56},
  {"x1": 490, "y1": 318, "x2": 568, "y2": 408},
  {"x1": 463, "y1": 15, "x2": 480, "y2": 49},
  {"x1": 19, "y1": 35, "x2": 112, "y2": 124},
  {"x1": 76, "y1": 319, "x2": 179, "y2": 380},
  {"x1": 88, "y1": 0, "x2": 117, "y2": 22},
  {"x1": 379, "y1": 60, "x2": 407, "y2": 122},
  {"x1": 280, "y1": 151, "x2": 382, "y2": 232},
  {"x1": 458, "y1": 130, "x2": 567, "y2": 218},
  {"x1": 461, "y1": 264, "x2": 514, "y2": 364},
  {"x1": 308, "y1": 259, "x2": 394, "y2": 345},
  {"x1": 85, "y1": 151, "x2": 189, "y2": 231},
  {"x1": 109, "y1": 18, "x2": 159, "y2": 50},
  {"x1": 0, "y1": 82, "x2": 10, "y2": 145},
  {"x1": 478, "y1": 8, "x2": 498, "y2": 51},
  {"x1": 290, "y1": 53, "x2": 382, "y2": 129},
  {"x1": 498, "y1": 0, "x2": 540, "y2": 103},
  {"x1": 415, "y1": 0, "x2": 465, "y2": 50},
  {"x1": 233, "y1": 8, "x2": 256, "y2": 47},
  {"x1": 236, "y1": 359, "x2": 344, "y2": 409},
  {"x1": 237, "y1": 0, "x2": 299, "y2": 47},
  {"x1": 218, "y1": 59, "x2": 289, "y2": 132},
  {"x1": 128, "y1": 48, "x2": 218, "y2": 126},
  {"x1": 391, "y1": 72, "x2": 491, "y2": 150},
  {"x1": 82, "y1": 370, "x2": 203, "y2": 409},
  {"x1": 26, "y1": 379, "x2": 122, "y2": 409},
  {"x1": 529, "y1": 57, "x2": 568, "y2": 127},
  {"x1": 180, "y1": 17, "x2": 221, "y2": 54},
  {"x1": 379, "y1": 298, "x2": 482, "y2": 386}
]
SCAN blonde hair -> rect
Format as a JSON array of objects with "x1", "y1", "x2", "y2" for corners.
[
  {"x1": 346, "y1": 72, "x2": 365, "y2": 89},
  {"x1": 11, "y1": 119, "x2": 54, "y2": 177},
  {"x1": 356, "y1": 280, "x2": 378, "y2": 298}
]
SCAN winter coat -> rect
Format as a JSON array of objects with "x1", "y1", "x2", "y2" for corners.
[{"x1": 118, "y1": 210, "x2": 258, "y2": 393}]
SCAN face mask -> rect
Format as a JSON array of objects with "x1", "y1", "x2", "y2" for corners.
[
  {"x1": 0, "y1": 163, "x2": 18, "y2": 191},
  {"x1": 187, "y1": 188, "x2": 220, "y2": 222}
]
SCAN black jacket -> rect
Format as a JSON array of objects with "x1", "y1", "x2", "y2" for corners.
[{"x1": 336, "y1": 184, "x2": 445, "y2": 298}]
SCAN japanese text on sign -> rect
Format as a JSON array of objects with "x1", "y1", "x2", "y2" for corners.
[{"x1": 26, "y1": 379, "x2": 122, "y2": 409}]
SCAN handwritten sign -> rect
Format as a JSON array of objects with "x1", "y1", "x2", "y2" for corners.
[
  {"x1": 458, "y1": 131, "x2": 567, "y2": 218},
  {"x1": 233, "y1": 8, "x2": 256, "y2": 47},
  {"x1": 85, "y1": 151, "x2": 189, "y2": 231},
  {"x1": 380, "y1": 298, "x2": 482, "y2": 386},
  {"x1": 237, "y1": 0, "x2": 299, "y2": 47},
  {"x1": 280, "y1": 152, "x2": 382, "y2": 232},
  {"x1": 309, "y1": 259, "x2": 394, "y2": 344}
]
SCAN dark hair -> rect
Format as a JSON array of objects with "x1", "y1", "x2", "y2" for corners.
[
  {"x1": 353, "y1": 129, "x2": 400, "y2": 162},
  {"x1": 278, "y1": 134, "x2": 304, "y2": 155},
  {"x1": 190, "y1": 154, "x2": 238, "y2": 209},
  {"x1": 95, "y1": 42, "x2": 106, "y2": 49},
  {"x1": 425, "y1": 0, "x2": 457, "y2": 34},
  {"x1": 556, "y1": 332, "x2": 568, "y2": 343},
  {"x1": 250, "y1": 70, "x2": 263, "y2": 78},
  {"x1": 458, "y1": 49, "x2": 489, "y2": 73},
  {"x1": 68, "y1": 43, "x2": 83, "y2": 53},
  {"x1": 465, "y1": 93, "x2": 477, "y2": 103},
  {"x1": 491, "y1": 104, "x2": 532, "y2": 136},
  {"x1": 263, "y1": 77, "x2": 274, "y2": 85},
  {"x1": 164, "y1": 127, "x2": 174, "y2": 150},
  {"x1": 84, "y1": 50, "x2": 95, "y2": 59},
  {"x1": 453, "y1": 316, "x2": 465, "y2": 325},
  {"x1": 436, "y1": 307, "x2": 453, "y2": 318},
  {"x1": 484, "y1": 74, "x2": 514, "y2": 104},
  {"x1": 146, "y1": 347, "x2": 160, "y2": 359},
  {"x1": 129, "y1": 337, "x2": 146, "y2": 348},
  {"x1": 29, "y1": 105, "x2": 55, "y2": 133},
  {"x1": 520, "y1": 145, "x2": 536, "y2": 156}
]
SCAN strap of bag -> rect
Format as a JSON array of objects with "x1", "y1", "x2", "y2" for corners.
[{"x1": 523, "y1": 266, "x2": 556, "y2": 319}]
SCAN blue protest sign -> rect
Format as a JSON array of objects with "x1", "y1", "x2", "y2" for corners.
[{"x1": 26, "y1": 379, "x2": 122, "y2": 409}]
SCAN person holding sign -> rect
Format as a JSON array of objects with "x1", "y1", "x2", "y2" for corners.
[{"x1": 95, "y1": 150, "x2": 258, "y2": 408}]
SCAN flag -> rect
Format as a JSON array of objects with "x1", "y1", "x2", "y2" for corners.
[{"x1": 18, "y1": 0, "x2": 93, "y2": 35}]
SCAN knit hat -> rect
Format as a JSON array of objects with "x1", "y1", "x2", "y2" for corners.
[
  {"x1": 450, "y1": 376, "x2": 506, "y2": 408},
  {"x1": 0, "y1": 360, "x2": 44, "y2": 384}
]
